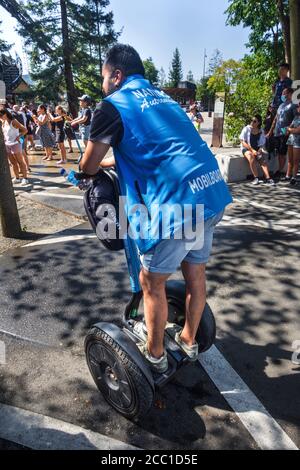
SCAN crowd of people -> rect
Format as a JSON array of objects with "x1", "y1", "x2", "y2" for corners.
[
  {"x1": 0, "y1": 94, "x2": 93, "y2": 185},
  {"x1": 0, "y1": 62, "x2": 299, "y2": 189},
  {"x1": 240, "y1": 63, "x2": 300, "y2": 186}
]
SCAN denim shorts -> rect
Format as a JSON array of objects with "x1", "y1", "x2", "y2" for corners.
[
  {"x1": 80, "y1": 125, "x2": 91, "y2": 141},
  {"x1": 140, "y1": 210, "x2": 224, "y2": 274}
]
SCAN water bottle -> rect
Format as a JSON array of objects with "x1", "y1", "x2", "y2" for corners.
[
  {"x1": 60, "y1": 168, "x2": 90, "y2": 190},
  {"x1": 281, "y1": 127, "x2": 288, "y2": 136}
]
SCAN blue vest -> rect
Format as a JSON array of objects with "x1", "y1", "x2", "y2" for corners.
[{"x1": 105, "y1": 75, "x2": 232, "y2": 254}]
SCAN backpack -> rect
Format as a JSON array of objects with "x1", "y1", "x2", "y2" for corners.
[{"x1": 83, "y1": 169, "x2": 125, "y2": 251}]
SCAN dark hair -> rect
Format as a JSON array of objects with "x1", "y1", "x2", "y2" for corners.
[
  {"x1": 0, "y1": 108, "x2": 13, "y2": 122},
  {"x1": 38, "y1": 104, "x2": 47, "y2": 112},
  {"x1": 56, "y1": 105, "x2": 66, "y2": 114},
  {"x1": 252, "y1": 114, "x2": 262, "y2": 128},
  {"x1": 284, "y1": 87, "x2": 294, "y2": 95},
  {"x1": 104, "y1": 44, "x2": 145, "y2": 77},
  {"x1": 279, "y1": 63, "x2": 290, "y2": 70}
]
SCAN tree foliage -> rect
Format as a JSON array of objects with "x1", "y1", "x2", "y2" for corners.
[
  {"x1": 208, "y1": 53, "x2": 276, "y2": 143},
  {"x1": 208, "y1": 49, "x2": 223, "y2": 75},
  {"x1": 168, "y1": 48, "x2": 183, "y2": 87},
  {"x1": 186, "y1": 70, "x2": 194, "y2": 82},
  {"x1": 0, "y1": 21, "x2": 12, "y2": 54},
  {"x1": 225, "y1": 0, "x2": 289, "y2": 66},
  {"x1": 143, "y1": 57, "x2": 159, "y2": 86},
  {"x1": 17, "y1": 0, "x2": 120, "y2": 104},
  {"x1": 158, "y1": 67, "x2": 167, "y2": 87}
]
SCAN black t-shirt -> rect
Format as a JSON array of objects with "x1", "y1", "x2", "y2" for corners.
[
  {"x1": 12, "y1": 111, "x2": 25, "y2": 126},
  {"x1": 89, "y1": 101, "x2": 124, "y2": 146},
  {"x1": 250, "y1": 133, "x2": 260, "y2": 151},
  {"x1": 56, "y1": 117, "x2": 65, "y2": 132}
]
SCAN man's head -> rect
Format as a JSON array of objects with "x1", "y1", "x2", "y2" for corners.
[
  {"x1": 78, "y1": 94, "x2": 91, "y2": 108},
  {"x1": 13, "y1": 104, "x2": 19, "y2": 112},
  {"x1": 279, "y1": 63, "x2": 290, "y2": 79},
  {"x1": 102, "y1": 44, "x2": 145, "y2": 96},
  {"x1": 282, "y1": 87, "x2": 294, "y2": 103}
]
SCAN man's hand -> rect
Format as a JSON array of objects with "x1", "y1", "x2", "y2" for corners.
[{"x1": 79, "y1": 140, "x2": 110, "y2": 175}]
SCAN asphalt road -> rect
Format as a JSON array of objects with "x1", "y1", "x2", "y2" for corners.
[{"x1": 0, "y1": 179, "x2": 299, "y2": 450}]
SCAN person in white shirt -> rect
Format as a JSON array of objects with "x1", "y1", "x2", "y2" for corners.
[
  {"x1": 240, "y1": 115, "x2": 275, "y2": 186},
  {"x1": 0, "y1": 108, "x2": 29, "y2": 185}
]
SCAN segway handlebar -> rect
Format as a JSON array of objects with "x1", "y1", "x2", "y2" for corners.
[{"x1": 61, "y1": 168, "x2": 103, "y2": 190}]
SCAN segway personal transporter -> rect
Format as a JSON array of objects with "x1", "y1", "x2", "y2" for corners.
[{"x1": 79, "y1": 168, "x2": 216, "y2": 420}]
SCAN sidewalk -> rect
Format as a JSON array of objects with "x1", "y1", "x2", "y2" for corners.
[{"x1": 14, "y1": 148, "x2": 89, "y2": 219}]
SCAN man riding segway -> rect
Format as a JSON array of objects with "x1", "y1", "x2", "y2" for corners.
[{"x1": 80, "y1": 44, "x2": 232, "y2": 375}]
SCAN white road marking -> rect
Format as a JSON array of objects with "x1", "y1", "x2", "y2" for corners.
[
  {"x1": 24, "y1": 234, "x2": 97, "y2": 247},
  {"x1": 220, "y1": 215, "x2": 300, "y2": 234},
  {"x1": 198, "y1": 345, "x2": 298, "y2": 450},
  {"x1": 33, "y1": 192, "x2": 83, "y2": 199},
  {"x1": 234, "y1": 198, "x2": 300, "y2": 219},
  {"x1": 0, "y1": 403, "x2": 139, "y2": 450},
  {"x1": 0, "y1": 329, "x2": 53, "y2": 348}
]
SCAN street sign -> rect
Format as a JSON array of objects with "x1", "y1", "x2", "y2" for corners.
[
  {"x1": 0, "y1": 80, "x2": 6, "y2": 102},
  {"x1": 211, "y1": 92, "x2": 226, "y2": 148}
]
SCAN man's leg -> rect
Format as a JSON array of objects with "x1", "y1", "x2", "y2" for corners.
[
  {"x1": 180, "y1": 261, "x2": 206, "y2": 346},
  {"x1": 287, "y1": 145, "x2": 294, "y2": 177},
  {"x1": 139, "y1": 268, "x2": 170, "y2": 359},
  {"x1": 279, "y1": 153, "x2": 287, "y2": 172}
]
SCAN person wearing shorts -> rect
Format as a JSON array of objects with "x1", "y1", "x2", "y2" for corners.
[
  {"x1": 286, "y1": 103, "x2": 300, "y2": 185},
  {"x1": 48, "y1": 106, "x2": 67, "y2": 165},
  {"x1": 267, "y1": 87, "x2": 298, "y2": 178},
  {"x1": 70, "y1": 95, "x2": 92, "y2": 148},
  {"x1": 240, "y1": 115, "x2": 275, "y2": 186},
  {"x1": 0, "y1": 108, "x2": 29, "y2": 185},
  {"x1": 80, "y1": 45, "x2": 232, "y2": 373}
]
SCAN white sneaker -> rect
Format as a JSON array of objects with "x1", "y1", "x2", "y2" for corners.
[
  {"x1": 137, "y1": 342, "x2": 169, "y2": 374},
  {"x1": 252, "y1": 177, "x2": 260, "y2": 185},
  {"x1": 12, "y1": 178, "x2": 21, "y2": 184},
  {"x1": 21, "y1": 178, "x2": 29, "y2": 186}
]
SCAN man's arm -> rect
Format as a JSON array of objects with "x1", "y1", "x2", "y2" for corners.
[
  {"x1": 79, "y1": 141, "x2": 110, "y2": 175},
  {"x1": 266, "y1": 115, "x2": 277, "y2": 137}
]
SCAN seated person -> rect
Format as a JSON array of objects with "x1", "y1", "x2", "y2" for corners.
[{"x1": 240, "y1": 115, "x2": 275, "y2": 186}]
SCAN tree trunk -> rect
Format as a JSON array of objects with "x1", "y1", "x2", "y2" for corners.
[
  {"x1": 0, "y1": 127, "x2": 22, "y2": 238},
  {"x1": 60, "y1": 0, "x2": 78, "y2": 117},
  {"x1": 277, "y1": 0, "x2": 291, "y2": 65},
  {"x1": 290, "y1": 0, "x2": 300, "y2": 80}
]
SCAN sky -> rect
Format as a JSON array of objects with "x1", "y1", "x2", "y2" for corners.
[{"x1": 0, "y1": 0, "x2": 250, "y2": 79}]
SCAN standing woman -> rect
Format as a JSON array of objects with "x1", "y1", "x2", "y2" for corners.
[
  {"x1": 48, "y1": 106, "x2": 67, "y2": 165},
  {"x1": 32, "y1": 105, "x2": 55, "y2": 161},
  {"x1": 0, "y1": 108, "x2": 29, "y2": 185},
  {"x1": 286, "y1": 101, "x2": 300, "y2": 185}
]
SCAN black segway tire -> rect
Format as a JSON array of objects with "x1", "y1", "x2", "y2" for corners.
[
  {"x1": 85, "y1": 327, "x2": 154, "y2": 420},
  {"x1": 166, "y1": 280, "x2": 216, "y2": 353}
]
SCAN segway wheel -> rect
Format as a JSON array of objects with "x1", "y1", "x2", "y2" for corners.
[
  {"x1": 85, "y1": 327, "x2": 154, "y2": 420},
  {"x1": 166, "y1": 280, "x2": 216, "y2": 353}
]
